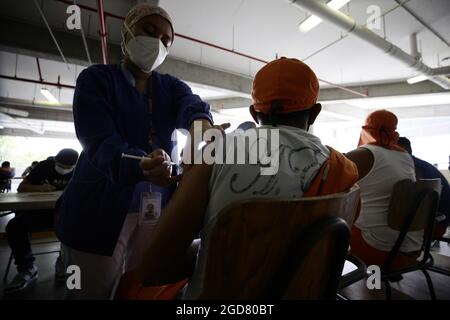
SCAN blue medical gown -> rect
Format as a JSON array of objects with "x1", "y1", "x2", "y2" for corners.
[{"x1": 55, "y1": 64, "x2": 212, "y2": 256}]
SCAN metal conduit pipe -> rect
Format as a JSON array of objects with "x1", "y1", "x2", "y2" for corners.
[
  {"x1": 287, "y1": 0, "x2": 450, "y2": 90},
  {"x1": 96, "y1": 0, "x2": 109, "y2": 64},
  {"x1": 431, "y1": 66, "x2": 450, "y2": 77}
]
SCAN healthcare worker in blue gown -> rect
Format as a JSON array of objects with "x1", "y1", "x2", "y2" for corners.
[{"x1": 56, "y1": 4, "x2": 226, "y2": 299}]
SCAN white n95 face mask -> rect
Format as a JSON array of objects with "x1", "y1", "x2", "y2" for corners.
[
  {"x1": 124, "y1": 28, "x2": 169, "y2": 73},
  {"x1": 55, "y1": 164, "x2": 73, "y2": 176}
]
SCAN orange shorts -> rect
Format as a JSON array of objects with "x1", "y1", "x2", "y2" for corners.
[
  {"x1": 350, "y1": 226, "x2": 419, "y2": 270},
  {"x1": 114, "y1": 270, "x2": 187, "y2": 300}
]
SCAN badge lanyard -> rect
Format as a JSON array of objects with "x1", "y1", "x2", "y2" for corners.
[
  {"x1": 147, "y1": 75, "x2": 153, "y2": 152},
  {"x1": 138, "y1": 75, "x2": 161, "y2": 225}
]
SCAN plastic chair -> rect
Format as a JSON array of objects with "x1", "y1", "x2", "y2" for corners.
[
  {"x1": 381, "y1": 179, "x2": 440, "y2": 300},
  {"x1": 198, "y1": 186, "x2": 360, "y2": 299}
]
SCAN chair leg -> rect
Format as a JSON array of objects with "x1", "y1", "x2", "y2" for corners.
[
  {"x1": 336, "y1": 293, "x2": 349, "y2": 300},
  {"x1": 421, "y1": 269, "x2": 437, "y2": 300},
  {"x1": 427, "y1": 265, "x2": 450, "y2": 277},
  {"x1": 3, "y1": 252, "x2": 13, "y2": 284},
  {"x1": 384, "y1": 280, "x2": 392, "y2": 300}
]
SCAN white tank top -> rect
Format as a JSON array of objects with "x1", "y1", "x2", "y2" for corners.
[{"x1": 355, "y1": 144, "x2": 422, "y2": 252}]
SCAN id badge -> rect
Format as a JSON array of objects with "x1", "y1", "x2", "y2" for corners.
[{"x1": 139, "y1": 192, "x2": 161, "y2": 225}]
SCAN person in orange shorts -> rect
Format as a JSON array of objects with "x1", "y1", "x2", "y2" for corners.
[{"x1": 346, "y1": 110, "x2": 420, "y2": 270}]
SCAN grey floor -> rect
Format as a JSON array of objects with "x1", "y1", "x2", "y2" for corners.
[
  {"x1": 0, "y1": 212, "x2": 449, "y2": 300},
  {"x1": 339, "y1": 242, "x2": 450, "y2": 300},
  {"x1": 0, "y1": 237, "x2": 65, "y2": 300}
]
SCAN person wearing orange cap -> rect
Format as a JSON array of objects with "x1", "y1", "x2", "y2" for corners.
[
  {"x1": 346, "y1": 110, "x2": 419, "y2": 268},
  {"x1": 118, "y1": 58, "x2": 358, "y2": 299}
]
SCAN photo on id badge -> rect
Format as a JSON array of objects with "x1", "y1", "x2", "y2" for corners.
[{"x1": 139, "y1": 192, "x2": 161, "y2": 225}]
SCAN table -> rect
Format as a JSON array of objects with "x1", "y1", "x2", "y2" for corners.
[{"x1": 0, "y1": 191, "x2": 63, "y2": 212}]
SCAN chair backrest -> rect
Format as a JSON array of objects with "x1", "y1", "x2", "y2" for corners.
[
  {"x1": 388, "y1": 179, "x2": 441, "y2": 231},
  {"x1": 385, "y1": 179, "x2": 440, "y2": 269},
  {"x1": 199, "y1": 186, "x2": 360, "y2": 300}
]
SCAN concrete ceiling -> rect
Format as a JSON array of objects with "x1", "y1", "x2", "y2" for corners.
[{"x1": 0, "y1": 0, "x2": 449, "y2": 139}]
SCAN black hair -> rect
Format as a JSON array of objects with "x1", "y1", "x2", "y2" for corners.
[
  {"x1": 1, "y1": 161, "x2": 10, "y2": 168},
  {"x1": 398, "y1": 136, "x2": 412, "y2": 154},
  {"x1": 55, "y1": 149, "x2": 79, "y2": 166},
  {"x1": 256, "y1": 105, "x2": 312, "y2": 128}
]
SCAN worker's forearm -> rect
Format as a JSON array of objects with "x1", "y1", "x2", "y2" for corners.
[{"x1": 17, "y1": 184, "x2": 46, "y2": 193}]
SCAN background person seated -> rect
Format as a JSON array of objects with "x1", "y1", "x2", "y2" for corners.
[
  {"x1": 132, "y1": 58, "x2": 359, "y2": 299},
  {"x1": 346, "y1": 110, "x2": 419, "y2": 269},
  {"x1": 21, "y1": 161, "x2": 39, "y2": 178},
  {"x1": 0, "y1": 161, "x2": 16, "y2": 193},
  {"x1": 398, "y1": 136, "x2": 450, "y2": 239},
  {"x1": 4, "y1": 148, "x2": 79, "y2": 294}
]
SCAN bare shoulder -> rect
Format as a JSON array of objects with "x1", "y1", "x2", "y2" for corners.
[
  {"x1": 346, "y1": 147, "x2": 372, "y2": 160},
  {"x1": 345, "y1": 147, "x2": 374, "y2": 180}
]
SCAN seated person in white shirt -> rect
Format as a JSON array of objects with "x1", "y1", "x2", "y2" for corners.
[{"x1": 346, "y1": 110, "x2": 419, "y2": 269}]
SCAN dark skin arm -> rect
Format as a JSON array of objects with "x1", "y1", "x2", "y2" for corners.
[
  {"x1": 138, "y1": 163, "x2": 213, "y2": 286},
  {"x1": 17, "y1": 179, "x2": 56, "y2": 193},
  {"x1": 345, "y1": 147, "x2": 374, "y2": 181}
]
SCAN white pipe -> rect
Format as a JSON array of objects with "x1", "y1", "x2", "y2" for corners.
[
  {"x1": 288, "y1": 0, "x2": 450, "y2": 90},
  {"x1": 410, "y1": 33, "x2": 420, "y2": 60},
  {"x1": 431, "y1": 66, "x2": 450, "y2": 76}
]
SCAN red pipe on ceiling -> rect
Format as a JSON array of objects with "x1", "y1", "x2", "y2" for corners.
[
  {"x1": 53, "y1": 0, "x2": 368, "y2": 97},
  {"x1": 96, "y1": 0, "x2": 109, "y2": 64}
]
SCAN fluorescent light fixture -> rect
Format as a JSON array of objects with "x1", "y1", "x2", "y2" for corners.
[
  {"x1": 186, "y1": 82, "x2": 251, "y2": 100},
  {"x1": 407, "y1": 75, "x2": 428, "y2": 85},
  {"x1": 327, "y1": 0, "x2": 352, "y2": 10},
  {"x1": 299, "y1": 15, "x2": 323, "y2": 33},
  {"x1": 299, "y1": 0, "x2": 351, "y2": 32},
  {"x1": 40, "y1": 88, "x2": 59, "y2": 104}
]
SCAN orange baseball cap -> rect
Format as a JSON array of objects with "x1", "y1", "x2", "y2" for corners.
[{"x1": 252, "y1": 57, "x2": 319, "y2": 114}]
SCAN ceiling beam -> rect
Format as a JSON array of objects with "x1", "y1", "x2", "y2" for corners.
[
  {"x1": 386, "y1": 105, "x2": 450, "y2": 119},
  {"x1": 0, "y1": 98, "x2": 73, "y2": 122},
  {"x1": 319, "y1": 81, "x2": 447, "y2": 101},
  {"x1": 207, "y1": 97, "x2": 252, "y2": 111},
  {"x1": 0, "y1": 128, "x2": 75, "y2": 139}
]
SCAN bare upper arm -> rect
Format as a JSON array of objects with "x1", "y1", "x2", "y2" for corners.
[
  {"x1": 139, "y1": 163, "x2": 213, "y2": 284},
  {"x1": 345, "y1": 147, "x2": 374, "y2": 181}
]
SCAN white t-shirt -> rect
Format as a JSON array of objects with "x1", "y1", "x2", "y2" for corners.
[
  {"x1": 183, "y1": 125, "x2": 330, "y2": 299},
  {"x1": 354, "y1": 144, "x2": 421, "y2": 252}
]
